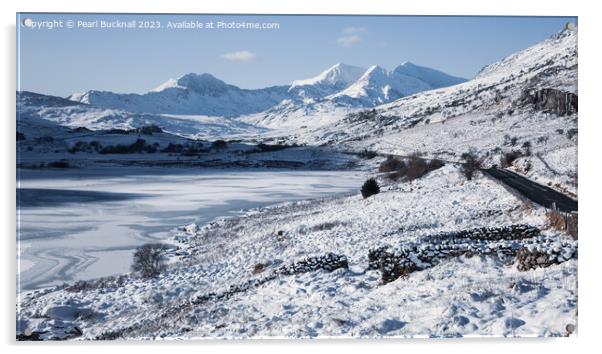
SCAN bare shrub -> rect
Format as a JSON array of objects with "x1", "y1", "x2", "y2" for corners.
[
  {"x1": 460, "y1": 151, "x2": 483, "y2": 180},
  {"x1": 131, "y1": 243, "x2": 169, "y2": 278},
  {"x1": 379, "y1": 155, "x2": 405, "y2": 172},
  {"x1": 500, "y1": 150, "x2": 523, "y2": 168},
  {"x1": 65, "y1": 274, "x2": 128, "y2": 292},
  {"x1": 405, "y1": 155, "x2": 428, "y2": 180},
  {"x1": 383, "y1": 154, "x2": 445, "y2": 181},
  {"x1": 546, "y1": 210, "x2": 566, "y2": 230},
  {"x1": 546, "y1": 210, "x2": 578, "y2": 240},
  {"x1": 252, "y1": 263, "x2": 267, "y2": 275}
]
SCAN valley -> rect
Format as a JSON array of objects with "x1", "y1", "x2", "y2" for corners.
[{"x1": 16, "y1": 25, "x2": 578, "y2": 340}]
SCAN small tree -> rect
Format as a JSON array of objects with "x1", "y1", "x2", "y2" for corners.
[
  {"x1": 460, "y1": 151, "x2": 483, "y2": 181},
  {"x1": 361, "y1": 178, "x2": 380, "y2": 199},
  {"x1": 131, "y1": 243, "x2": 169, "y2": 278}
]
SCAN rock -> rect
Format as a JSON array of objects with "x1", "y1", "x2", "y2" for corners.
[
  {"x1": 182, "y1": 223, "x2": 198, "y2": 235},
  {"x1": 521, "y1": 88, "x2": 578, "y2": 116},
  {"x1": 377, "y1": 319, "x2": 406, "y2": 335},
  {"x1": 505, "y1": 317, "x2": 526, "y2": 330}
]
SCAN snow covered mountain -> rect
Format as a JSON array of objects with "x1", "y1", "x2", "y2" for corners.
[
  {"x1": 68, "y1": 73, "x2": 291, "y2": 117},
  {"x1": 281, "y1": 26, "x2": 578, "y2": 193},
  {"x1": 287, "y1": 63, "x2": 367, "y2": 101},
  {"x1": 328, "y1": 62, "x2": 466, "y2": 107},
  {"x1": 67, "y1": 63, "x2": 465, "y2": 117}
]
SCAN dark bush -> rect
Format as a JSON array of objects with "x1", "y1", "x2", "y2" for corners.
[
  {"x1": 106, "y1": 128, "x2": 130, "y2": 135},
  {"x1": 68, "y1": 141, "x2": 103, "y2": 154},
  {"x1": 48, "y1": 160, "x2": 70, "y2": 168},
  {"x1": 161, "y1": 143, "x2": 184, "y2": 153},
  {"x1": 182, "y1": 143, "x2": 207, "y2": 156},
  {"x1": 17, "y1": 131, "x2": 26, "y2": 141},
  {"x1": 135, "y1": 125, "x2": 163, "y2": 135},
  {"x1": 65, "y1": 274, "x2": 128, "y2": 292},
  {"x1": 161, "y1": 142, "x2": 206, "y2": 155},
  {"x1": 89, "y1": 141, "x2": 102, "y2": 151},
  {"x1": 36, "y1": 136, "x2": 54, "y2": 143},
  {"x1": 379, "y1": 156, "x2": 405, "y2": 172},
  {"x1": 503, "y1": 134, "x2": 519, "y2": 146},
  {"x1": 460, "y1": 152, "x2": 483, "y2": 180},
  {"x1": 384, "y1": 155, "x2": 445, "y2": 181},
  {"x1": 566, "y1": 128, "x2": 578, "y2": 140},
  {"x1": 405, "y1": 155, "x2": 428, "y2": 180},
  {"x1": 252, "y1": 263, "x2": 267, "y2": 275},
  {"x1": 359, "y1": 149, "x2": 378, "y2": 159},
  {"x1": 211, "y1": 140, "x2": 228, "y2": 150},
  {"x1": 500, "y1": 150, "x2": 523, "y2": 168},
  {"x1": 256, "y1": 143, "x2": 292, "y2": 152},
  {"x1": 131, "y1": 243, "x2": 169, "y2": 278},
  {"x1": 361, "y1": 178, "x2": 380, "y2": 199},
  {"x1": 99, "y1": 139, "x2": 156, "y2": 154}
]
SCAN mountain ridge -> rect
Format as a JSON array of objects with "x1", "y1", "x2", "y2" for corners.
[{"x1": 67, "y1": 62, "x2": 467, "y2": 117}]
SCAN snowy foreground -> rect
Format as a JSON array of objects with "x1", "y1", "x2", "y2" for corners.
[{"x1": 17, "y1": 165, "x2": 577, "y2": 339}]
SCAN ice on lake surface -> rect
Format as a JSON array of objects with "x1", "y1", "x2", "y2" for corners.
[{"x1": 16, "y1": 167, "x2": 366, "y2": 292}]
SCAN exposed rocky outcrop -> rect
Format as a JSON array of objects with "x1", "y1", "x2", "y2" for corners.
[{"x1": 521, "y1": 88, "x2": 577, "y2": 116}]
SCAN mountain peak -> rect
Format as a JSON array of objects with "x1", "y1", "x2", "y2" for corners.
[
  {"x1": 291, "y1": 63, "x2": 366, "y2": 89},
  {"x1": 149, "y1": 73, "x2": 230, "y2": 94},
  {"x1": 177, "y1": 73, "x2": 226, "y2": 88},
  {"x1": 398, "y1": 61, "x2": 416, "y2": 67}
]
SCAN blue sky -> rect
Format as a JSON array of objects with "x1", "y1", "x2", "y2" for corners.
[{"x1": 17, "y1": 14, "x2": 576, "y2": 97}]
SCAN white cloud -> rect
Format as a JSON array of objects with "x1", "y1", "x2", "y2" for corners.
[
  {"x1": 336, "y1": 35, "x2": 362, "y2": 47},
  {"x1": 342, "y1": 26, "x2": 367, "y2": 34},
  {"x1": 221, "y1": 50, "x2": 256, "y2": 61}
]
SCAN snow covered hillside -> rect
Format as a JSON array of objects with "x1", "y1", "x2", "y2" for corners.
[
  {"x1": 17, "y1": 165, "x2": 577, "y2": 339},
  {"x1": 18, "y1": 91, "x2": 267, "y2": 140},
  {"x1": 279, "y1": 27, "x2": 578, "y2": 193},
  {"x1": 17, "y1": 98, "x2": 360, "y2": 171}
]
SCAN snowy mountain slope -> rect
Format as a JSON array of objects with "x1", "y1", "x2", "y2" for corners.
[
  {"x1": 288, "y1": 63, "x2": 367, "y2": 101},
  {"x1": 328, "y1": 65, "x2": 432, "y2": 106},
  {"x1": 67, "y1": 62, "x2": 465, "y2": 121},
  {"x1": 280, "y1": 26, "x2": 578, "y2": 192},
  {"x1": 393, "y1": 61, "x2": 467, "y2": 88},
  {"x1": 242, "y1": 63, "x2": 466, "y2": 129},
  {"x1": 19, "y1": 91, "x2": 267, "y2": 140},
  {"x1": 68, "y1": 73, "x2": 291, "y2": 117}
]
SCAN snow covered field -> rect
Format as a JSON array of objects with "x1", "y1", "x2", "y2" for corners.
[
  {"x1": 17, "y1": 168, "x2": 367, "y2": 292},
  {"x1": 17, "y1": 165, "x2": 577, "y2": 339}
]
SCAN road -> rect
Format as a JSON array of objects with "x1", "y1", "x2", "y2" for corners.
[{"x1": 483, "y1": 168, "x2": 578, "y2": 213}]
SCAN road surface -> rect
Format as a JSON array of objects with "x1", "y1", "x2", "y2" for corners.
[{"x1": 484, "y1": 168, "x2": 578, "y2": 212}]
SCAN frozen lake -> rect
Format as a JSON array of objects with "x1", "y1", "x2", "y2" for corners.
[{"x1": 17, "y1": 167, "x2": 366, "y2": 292}]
